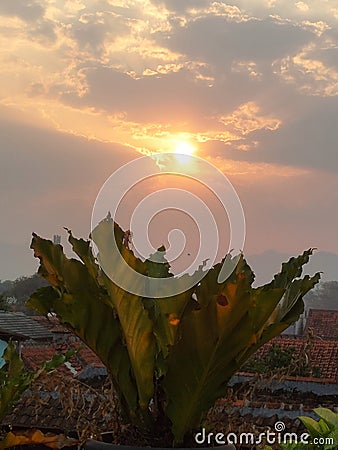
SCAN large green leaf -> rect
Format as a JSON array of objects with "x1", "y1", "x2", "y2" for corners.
[
  {"x1": 28, "y1": 234, "x2": 140, "y2": 421},
  {"x1": 313, "y1": 408, "x2": 338, "y2": 430},
  {"x1": 0, "y1": 342, "x2": 32, "y2": 419},
  {"x1": 299, "y1": 416, "x2": 328, "y2": 437},
  {"x1": 91, "y1": 219, "x2": 156, "y2": 415},
  {"x1": 66, "y1": 228, "x2": 101, "y2": 282},
  {"x1": 163, "y1": 256, "x2": 256, "y2": 442},
  {"x1": 163, "y1": 251, "x2": 320, "y2": 443},
  {"x1": 28, "y1": 226, "x2": 158, "y2": 424},
  {"x1": 143, "y1": 262, "x2": 197, "y2": 364}
]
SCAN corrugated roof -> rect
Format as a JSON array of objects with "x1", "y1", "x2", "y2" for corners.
[{"x1": 0, "y1": 312, "x2": 53, "y2": 340}]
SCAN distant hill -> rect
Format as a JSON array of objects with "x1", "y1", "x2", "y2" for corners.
[{"x1": 303, "y1": 280, "x2": 338, "y2": 311}]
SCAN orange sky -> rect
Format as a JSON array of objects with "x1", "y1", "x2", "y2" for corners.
[{"x1": 0, "y1": 0, "x2": 338, "y2": 280}]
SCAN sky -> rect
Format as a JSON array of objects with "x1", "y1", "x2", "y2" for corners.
[{"x1": 0, "y1": 0, "x2": 338, "y2": 281}]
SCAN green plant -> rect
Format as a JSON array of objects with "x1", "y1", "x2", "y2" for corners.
[
  {"x1": 264, "y1": 408, "x2": 338, "y2": 449},
  {"x1": 0, "y1": 341, "x2": 34, "y2": 419},
  {"x1": 298, "y1": 408, "x2": 338, "y2": 450},
  {"x1": 0, "y1": 341, "x2": 78, "y2": 449},
  {"x1": 243, "y1": 341, "x2": 321, "y2": 378},
  {"x1": 0, "y1": 341, "x2": 74, "y2": 420},
  {"x1": 243, "y1": 343, "x2": 295, "y2": 374},
  {"x1": 27, "y1": 217, "x2": 320, "y2": 445}
]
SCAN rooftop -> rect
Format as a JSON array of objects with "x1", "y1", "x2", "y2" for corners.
[
  {"x1": 31, "y1": 315, "x2": 70, "y2": 334},
  {"x1": 248, "y1": 335, "x2": 338, "y2": 382},
  {"x1": 1, "y1": 308, "x2": 337, "y2": 446},
  {"x1": 0, "y1": 311, "x2": 53, "y2": 341},
  {"x1": 304, "y1": 309, "x2": 338, "y2": 340},
  {"x1": 21, "y1": 339, "x2": 106, "y2": 377}
]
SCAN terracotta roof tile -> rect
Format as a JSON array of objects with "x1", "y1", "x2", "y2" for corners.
[
  {"x1": 21, "y1": 339, "x2": 104, "y2": 377},
  {"x1": 22, "y1": 346, "x2": 59, "y2": 371},
  {"x1": 304, "y1": 309, "x2": 338, "y2": 340},
  {"x1": 250, "y1": 335, "x2": 338, "y2": 382},
  {"x1": 31, "y1": 316, "x2": 70, "y2": 334},
  {"x1": 70, "y1": 341, "x2": 105, "y2": 368}
]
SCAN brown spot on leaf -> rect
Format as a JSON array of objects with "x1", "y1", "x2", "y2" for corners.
[{"x1": 216, "y1": 294, "x2": 228, "y2": 306}]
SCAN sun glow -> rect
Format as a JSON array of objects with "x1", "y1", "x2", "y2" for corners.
[{"x1": 174, "y1": 141, "x2": 196, "y2": 156}]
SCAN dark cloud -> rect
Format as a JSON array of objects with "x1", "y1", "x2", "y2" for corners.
[
  {"x1": 204, "y1": 92, "x2": 338, "y2": 173},
  {"x1": 163, "y1": 15, "x2": 313, "y2": 66},
  {"x1": 72, "y1": 22, "x2": 109, "y2": 56},
  {"x1": 252, "y1": 96, "x2": 338, "y2": 172},
  {"x1": 71, "y1": 12, "x2": 130, "y2": 57},
  {"x1": 59, "y1": 57, "x2": 338, "y2": 174},
  {"x1": 29, "y1": 19, "x2": 56, "y2": 43},
  {"x1": 307, "y1": 45, "x2": 338, "y2": 70},
  {"x1": 151, "y1": 0, "x2": 208, "y2": 13},
  {"x1": 0, "y1": 0, "x2": 56, "y2": 43},
  {"x1": 0, "y1": 0, "x2": 44, "y2": 22},
  {"x1": 62, "y1": 66, "x2": 226, "y2": 123}
]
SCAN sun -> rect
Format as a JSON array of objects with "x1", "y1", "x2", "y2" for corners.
[{"x1": 174, "y1": 141, "x2": 196, "y2": 156}]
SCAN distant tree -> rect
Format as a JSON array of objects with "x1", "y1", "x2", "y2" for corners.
[
  {"x1": 0, "y1": 280, "x2": 14, "y2": 295},
  {"x1": 304, "y1": 280, "x2": 338, "y2": 310},
  {"x1": 0, "y1": 274, "x2": 49, "y2": 314},
  {"x1": 0, "y1": 294, "x2": 8, "y2": 311},
  {"x1": 5, "y1": 274, "x2": 49, "y2": 304}
]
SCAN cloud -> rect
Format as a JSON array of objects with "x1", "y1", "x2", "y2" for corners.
[
  {"x1": 0, "y1": 0, "x2": 56, "y2": 44},
  {"x1": 0, "y1": 0, "x2": 44, "y2": 22},
  {"x1": 152, "y1": 0, "x2": 208, "y2": 14},
  {"x1": 276, "y1": 41, "x2": 338, "y2": 96},
  {"x1": 0, "y1": 0, "x2": 337, "y2": 284},
  {"x1": 164, "y1": 15, "x2": 314, "y2": 67},
  {"x1": 1, "y1": 102, "x2": 337, "y2": 280},
  {"x1": 0, "y1": 2, "x2": 337, "y2": 173},
  {"x1": 295, "y1": 2, "x2": 310, "y2": 13},
  {"x1": 70, "y1": 10, "x2": 131, "y2": 58},
  {"x1": 61, "y1": 65, "x2": 217, "y2": 123},
  {"x1": 218, "y1": 101, "x2": 281, "y2": 136},
  {"x1": 246, "y1": 97, "x2": 338, "y2": 172},
  {"x1": 0, "y1": 110, "x2": 138, "y2": 235}
]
